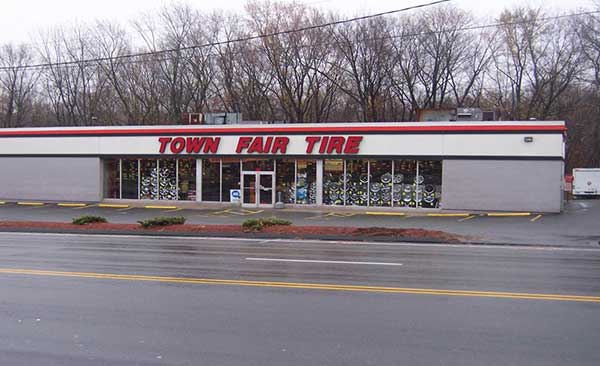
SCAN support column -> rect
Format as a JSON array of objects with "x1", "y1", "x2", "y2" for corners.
[
  {"x1": 316, "y1": 159, "x2": 323, "y2": 206},
  {"x1": 196, "y1": 159, "x2": 202, "y2": 202}
]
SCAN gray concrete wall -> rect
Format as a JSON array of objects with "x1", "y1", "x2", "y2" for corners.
[
  {"x1": 0, "y1": 157, "x2": 101, "y2": 202},
  {"x1": 442, "y1": 160, "x2": 563, "y2": 213}
]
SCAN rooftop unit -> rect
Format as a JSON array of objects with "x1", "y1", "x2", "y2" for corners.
[{"x1": 417, "y1": 108, "x2": 495, "y2": 122}]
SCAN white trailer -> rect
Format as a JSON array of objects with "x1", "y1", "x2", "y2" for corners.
[{"x1": 572, "y1": 168, "x2": 600, "y2": 197}]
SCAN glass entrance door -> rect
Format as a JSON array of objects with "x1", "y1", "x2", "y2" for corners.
[
  {"x1": 243, "y1": 174, "x2": 256, "y2": 205},
  {"x1": 242, "y1": 172, "x2": 274, "y2": 207},
  {"x1": 259, "y1": 173, "x2": 274, "y2": 205}
]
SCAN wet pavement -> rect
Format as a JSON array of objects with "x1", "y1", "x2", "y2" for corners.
[
  {"x1": 1, "y1": 199, "x2": 599, "y2": 246},
  {"x1": 0, "y1": 233, "x2": 598, "y2": 366}
]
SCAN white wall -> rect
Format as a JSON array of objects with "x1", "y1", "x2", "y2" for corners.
[
  {"x1": 0, "y1": 157, "x2": 102, "y2": 202},
  {"x1": 441, "y1": 160, "x2": 563, "y2": 213}
]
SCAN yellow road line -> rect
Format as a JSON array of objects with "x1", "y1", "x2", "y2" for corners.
[
  {"x1": 365, "y1": 212, "x2": 406, "y2": 216},
  {"x1": 0, "y1": 268, "x2": 598, "y2": 303},
  {"x1": 17, "y1": 202, "x2": 44, "y2": 206},
  {"x1": 530, "y1": 214, "x2": 543, "y2": 222},
  {"x1": 458, "y1": 215, "x2": 476, "y2": 222},
  {"x1": 487, "y1": 212, "x2": 532, "y2": 217},
  {"x1": 98, "y1": 204, "x2": 129, "y2": 209},
  {"x1": 144, "y1": 205, "x2": 178, "y2": 210},
  {"x1": 0, "y1": 201, "x2": 6, "y2": 205},
  {"x1": 427, "y1": 213, "x2": 470, "y2": 217},
  {"x1": 57, "y1": 203, "x2": 87, "y2": 207}
]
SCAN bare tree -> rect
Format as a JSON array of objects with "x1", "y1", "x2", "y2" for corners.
[
  {"x1": 37, "y1": 24, "x2": 110, "y2": 125},
  {"x1": 390, "y1": 6, "x2": 475, "y2": 119},
  {"x1": 245, "y1": 1, "x2": 341, "y2": 123},
  {"x1": 0, "y1": 44, "x2": 39, "y2": 127},
  {"x1": 331, "y1": 17, "x2": 394, "y2": 121}
]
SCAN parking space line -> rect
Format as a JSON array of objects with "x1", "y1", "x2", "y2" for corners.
[
  {"x1": 365, "y1": 212, "x2": 406, "y2": 216},
  {"x1": 487, "y1": 212, "x2": 531, "y2": 217},
  {"x1": 73, "y1": 204, "x2": 96, "y2": 210},
  {"x1": 530, "y1": 214, "x2": 543, "y2": 222},
  {"x1": 17, "y1": 202, "x2": 45, "y2": 206},
  {"x1": 0, "y1": 201, "x2": 5, "y2": 205},
  {"x1": 322, "y1": 212, "x2": 356, "y2": 218},
  {"x1": 164, "y1": 208, "x2": 184, "y2": 213},
  {"x1": 458, "y1": 215, "x2": 476, "y2": 222},
  {"x1": 237, "y1": 209, "x2": 264, "y2": 215},
  {"x1": 227, "y1": 210, "x2": 248, "y2": 216},
  {"x1": 427, "y1": 213, "x2": 470, "y2": 217},
  {"x1": 144, "y1": 205, "x2": 178, "y2": 210},
  {"x1": 57, "y1": 203, "x2": 87, "y2": 207},
  {"x1": 98, "y1": 204, "x2": 129, "y2": 209},
  {"x1": 117, "y1": 207, "x2": 135, "y2": 212},
  {"x1": 211, "y1": 209, "x2": 232, "y2": 215}
]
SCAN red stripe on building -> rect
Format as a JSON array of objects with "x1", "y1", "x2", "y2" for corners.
[{"x1": 0, "y1": 124, "x2": 566, "y2": 137}]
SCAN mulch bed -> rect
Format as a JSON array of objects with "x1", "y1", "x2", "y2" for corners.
[{"x1": 0, "y1": 221, "x2": 464, "y2": 243}]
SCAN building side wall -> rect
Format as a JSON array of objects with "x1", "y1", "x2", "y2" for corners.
[
  {"x1": 0, "y1": 157, "x2": 101, "y2": 202},
  {"x1": 442, "y1": 160, "x2": 563, "y2": 213}
]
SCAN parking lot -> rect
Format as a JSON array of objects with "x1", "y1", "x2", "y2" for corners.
[{"x1": 0, "y1": 199, "x2": 598, "y2": 247}]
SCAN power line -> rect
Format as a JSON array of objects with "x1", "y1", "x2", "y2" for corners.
[
  {"x1": 0, "y1": 0, "x2": 452, "y2": 72},
  {"x1": 2, "y1": 4, "x2": 597, "y2": 73}
]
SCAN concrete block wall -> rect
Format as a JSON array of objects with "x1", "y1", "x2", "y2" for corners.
[
  {"x1": 441, "y1": 159, "x2": 563, "y2": 213},
  {"x1": 0, "y1": 157, "x2": 102, "y2": 202}
]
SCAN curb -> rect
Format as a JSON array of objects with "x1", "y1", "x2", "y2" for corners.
[
  {"x1": 0, "y1": 227, "x2": 596, "y2": 250},
  {"x1": 0, "y1": 227, "x2": 454, "y2": 244}
]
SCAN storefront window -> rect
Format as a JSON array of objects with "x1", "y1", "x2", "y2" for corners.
[
  {"x1": 121, "y1": 159, "x2": 139, "y2": 199},
  {"x1": 323, "y1": 159, "x2": 344, "y2": 205},
  {"x1": 418, "y1": 160, "x2": 442, "y2": 208},
  {"x1": 345, "y1": 160, "x2": 368, "y2": 206},
  {"x1": 202, "y1": 159, "x2": 221, "y2": 202},
  {"x1": 275, "y1": 160, "x2": 295, "y2": 204},
  {"x1": 104, "y1": 156, "x2": 442, "y2": 208},
  {"x1": 159, "y1": 159, "x2": 178, "y2": 200},
  {"x1": 394, "y1": 160, "x2": 417, "y2": 207},
  {"x1": 296, "y1": 160, "x2": 316, "y2": 204},
  {"x1": 221, "y1": 159, "x2": 241, "y2": 202},
  {"x1": 140, "y1": 159, "x2": 158, "y2": 200},
  {"x1": 369, "y1": 160, "x2": 393, "y2": 207},
  {"x1": 242, "y1": 159, "x2": 274, "y2": 171},
  {"x1": 178, "y1": 159, "x2": 196, "y2": 201},
  {"x1": 103, "y1": 159, "x2": 120, "y2": 199}
]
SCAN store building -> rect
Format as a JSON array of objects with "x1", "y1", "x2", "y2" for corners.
[{"x1": 0, "y1": 121, "x2": 566, "y2": 213}]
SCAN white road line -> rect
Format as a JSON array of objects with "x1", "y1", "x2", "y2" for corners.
[{"x1": 246, "y1": 257, "x2": 403, "y2": 266}]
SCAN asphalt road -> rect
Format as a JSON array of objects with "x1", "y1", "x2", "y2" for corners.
[
  {"x1": 0, "y1": 232, "x2": 599, "y2": 365},
  {"x1": 1, "y1": 199, "x2": 600, "y2": 246}
]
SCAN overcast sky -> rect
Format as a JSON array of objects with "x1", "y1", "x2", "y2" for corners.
[{"x1": 0, "y1": 0, "x2": 596, "y2": 44}]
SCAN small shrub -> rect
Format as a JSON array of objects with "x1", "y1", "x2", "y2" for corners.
[
  {"x1": 242, "y1": 218, "x2": 264, "y2": 231},
  {"x1": 138, "y1": 216, "x2": 186, "y2": 228},
  {"x1": 242, "y1": 217, "x2": 291, "y2": 231},
  {"x1": 72, "y1": 215, "x2": 107, "y2": 225}
]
